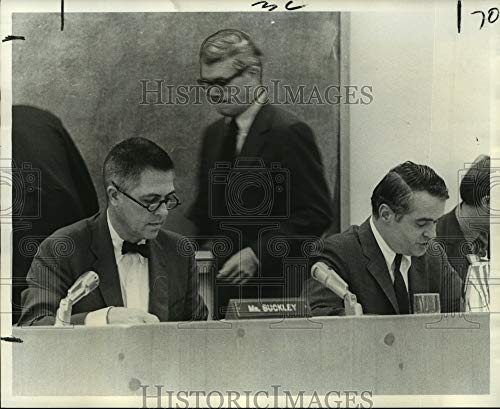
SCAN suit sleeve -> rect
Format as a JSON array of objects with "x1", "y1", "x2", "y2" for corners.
[
  {"x1": 186, "y1": 128, "x2": 211, "y2": 235},
  {"x1": 182, "y1": 254, "x2": 209, "y2": 321},
  {"x1": 439, "y1": 250, "x2": 465, "y2": 313},
  {"x1": 17, "y1": 237, "x2": 89, "y2": 326},
  {"x1": 302, "y1": 240, "x2": 350, "y2": 316},
  {"x1": 281, "y1": 122, "x2": 334, "y2": 235},
  {"x1": 249, "y1": 122, "x2": 334, "y2": 269}
]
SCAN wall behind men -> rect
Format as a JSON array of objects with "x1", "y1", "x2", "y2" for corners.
[
  {"x1": 348, "y1": 10, "x2": 492, "y2": 225},
  {"x1": 12, "y1": 12, "x2": 341, "y2": 235}
]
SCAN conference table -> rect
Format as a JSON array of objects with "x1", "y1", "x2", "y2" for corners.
[{"x1": 11, "y1": 312, "x2": 490, "y2": 396}]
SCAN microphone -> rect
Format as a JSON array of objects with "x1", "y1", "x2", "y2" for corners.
[
  {"x1": 311, "y1": 262, "x2": 363, "y2": 316},
  {"x1": 311, "y1": 261, "x2": 350, "y2": 299},
  {"x1": 55, "y1": 271, "x2": 100, "y2": 326},
  {"x1": 66, "y1": 271, "x2": 99, "y2": 304}
]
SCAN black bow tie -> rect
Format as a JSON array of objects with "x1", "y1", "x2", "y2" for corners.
[{"x1": 122, "y1": 241, "x2": 150, "y2": 258}]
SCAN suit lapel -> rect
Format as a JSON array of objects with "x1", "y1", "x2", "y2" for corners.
[
  {"x1": 408, "y1": 256, "x2": 431, "y2": 302},
  {"x1": 89, "y1": 211, "x2": 124, "y2": 307},
  {"x1": 148, "y1": 238, "x2": 185, "y2": 321},
  {"x1": 358, "y1": 219, "x2": 400, "y2": 313},
  {"x1": 238, "y1": 104, "x2": 273, "y2": 158},
  {"x1": 148, "y1": 239, "x2": 170, "y2": 321}
]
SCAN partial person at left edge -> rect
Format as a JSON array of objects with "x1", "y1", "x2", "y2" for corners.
[
  {"x1": 11, "y1": 105, "x2": 100, "y2": 324},
  {"x1": 18, "y1": 137, "x2": 208, "y2": 326}
]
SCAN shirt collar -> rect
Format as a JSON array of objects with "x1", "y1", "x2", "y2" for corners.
[
  {"x1": 107, "y1": 210, "x2": 146, "y2": 257},
  {"x1": 231, "y1": 90, "x2": 266, "y2": 134},
  {"x1": 107, "y1": 210, "x2": 124, "y2": 254},
  {"x1": 369, "y1": 216, "x2": 411, "y2": 272}
]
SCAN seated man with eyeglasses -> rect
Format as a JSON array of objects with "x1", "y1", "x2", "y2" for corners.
[{"x1": 18, "y1": 137, "x2": 208, "y2": 326}]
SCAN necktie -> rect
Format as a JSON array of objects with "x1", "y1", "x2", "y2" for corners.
[
  {"x1": 122, "y1": 241, "x2": 150, "y2": 259},
  {"x1": 222, "y1": 118, "x2": 238, "y2": 163},
  {"x1": 393, "y1": 254, "x2": 410, "y2": 314}
]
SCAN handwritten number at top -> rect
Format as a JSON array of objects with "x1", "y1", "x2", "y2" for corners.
[{"x1": 458, "y1": 1, "x2": 499, "y2": 32}]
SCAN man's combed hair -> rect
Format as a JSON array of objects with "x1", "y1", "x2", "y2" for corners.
[
  {"x1": 371, "y1": 161, "x2": 449, "y2": 218},
  {"x1": 199, "y1": 29, "x2": 263, "y2": 70},
  {"x1": 460, "y1": 154, "x2": 490, "y2": 207},
  {"x1": 103, "y1": 137, "x2": 174, "y2": 192}
]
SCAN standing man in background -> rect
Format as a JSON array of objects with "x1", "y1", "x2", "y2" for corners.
[{"x1": 188, "y1": 29, "x2": 333, "y2": 318}]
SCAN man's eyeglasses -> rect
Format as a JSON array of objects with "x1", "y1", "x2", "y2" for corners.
[
  {"x1": 197, "y1": 66, "x2": 248, "y2": 88},
  {"x1": 112, "y1": 182, "x2": 181, "y2": 212}
]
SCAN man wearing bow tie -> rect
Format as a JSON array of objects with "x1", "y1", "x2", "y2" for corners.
[{"x1": 18, "y1": 138, "x2": 207, "y2": 326}]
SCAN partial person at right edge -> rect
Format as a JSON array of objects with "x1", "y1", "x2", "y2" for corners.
[
  {"x1": 436, "y1": 155, "x2": 490, "y2": 287},
  {"x1": 303, "y1": 162, "x2": 463, "y2": 316}
]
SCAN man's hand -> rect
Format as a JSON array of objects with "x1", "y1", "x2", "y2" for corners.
[
  {"x1": 107, "y1": 307, "x2": 160, "y2": 325},
  {"x1": 217, "y1": 247, "x2": 258, "y2": 284}
]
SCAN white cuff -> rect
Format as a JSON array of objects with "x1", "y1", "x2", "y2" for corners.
[{"x1": 84, "y1": 307, "x2": 112, "y2": 326}]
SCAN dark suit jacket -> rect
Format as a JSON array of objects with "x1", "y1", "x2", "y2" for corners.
[
  {"x1": 187, "y1": 104, "x2": 334, "y2": 309},
  {"x1": 18, "y1": 211, "x2": 208, "y2": 325},
  {"x1": 304, "y1": 219, "x2": 463, "y2": 316},
  {"x1": 436, "y1": 207, "x2": 489, "y2": 285},
  {"x1": 12, "y1": 105, "x2": 99, "y2": 323}
]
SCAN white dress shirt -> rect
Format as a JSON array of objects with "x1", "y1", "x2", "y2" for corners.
[
  {"x1": 369, "y1": 217, "x2": 411, "y2": 291},
  {"x1": 84, "y1": 212, "x2": 150, "y2": 326}
]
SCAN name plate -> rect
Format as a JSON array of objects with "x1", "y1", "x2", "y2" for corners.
[{"x1": 225, "y1": 298, "x2": 311, "y2": 320}]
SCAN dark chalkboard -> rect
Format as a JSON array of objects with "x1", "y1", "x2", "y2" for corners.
[{"x1": 13, "y1": 12, "x2": 341, "y2": 235}]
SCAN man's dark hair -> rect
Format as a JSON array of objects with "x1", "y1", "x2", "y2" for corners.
[
  {"x1": 371, "y1": 161, "x2": 449, "y2": 219},
  {"x1": 103, "y1": 137, "x2": 174, "y2": 192},
  {"x1": 199, "y1": 29, "x2": 263, "y2": 72},
  {"x1": 460, "y1": 154, "x2": 490, "y2": 207}
]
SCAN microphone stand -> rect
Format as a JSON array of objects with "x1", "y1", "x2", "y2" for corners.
[
  {"x1": 343, "y1": 292, "x2": 363, "y2": 316},
  {"x1": 55, "y1": 298, "x2": 73, "y2": 327},
  {"x1": 55, "y1": 271, "x2": 99, "y2": 326}
]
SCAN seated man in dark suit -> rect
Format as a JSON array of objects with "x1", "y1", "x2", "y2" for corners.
[
  {"x1": 304, "y1": 161, "x2": 463, "y2": 315},
  {"x1": 436, "y1": 155, "x2": 490, "y2": 285},
  {"x1": 18, "y1": 138, "x2": 207, "y2": 325}
]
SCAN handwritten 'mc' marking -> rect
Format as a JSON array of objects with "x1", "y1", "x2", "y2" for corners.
[
  {"x1": 252, "y1": 1, "x2": 278, "y2": 11},
  {"x1": 251, "y1": 0, "x2": 307, "y2": 11},
  {"x1": 284, "y1": 1, "x2": 307, "y2": 10}
]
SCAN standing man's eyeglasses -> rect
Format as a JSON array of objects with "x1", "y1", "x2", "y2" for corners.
[
  {"x1": 197, "y1": 66, "x2": 249, "y2": 88},
  {"x1": 112, "y1": 182, "x2": 181, "y2": 212}
]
